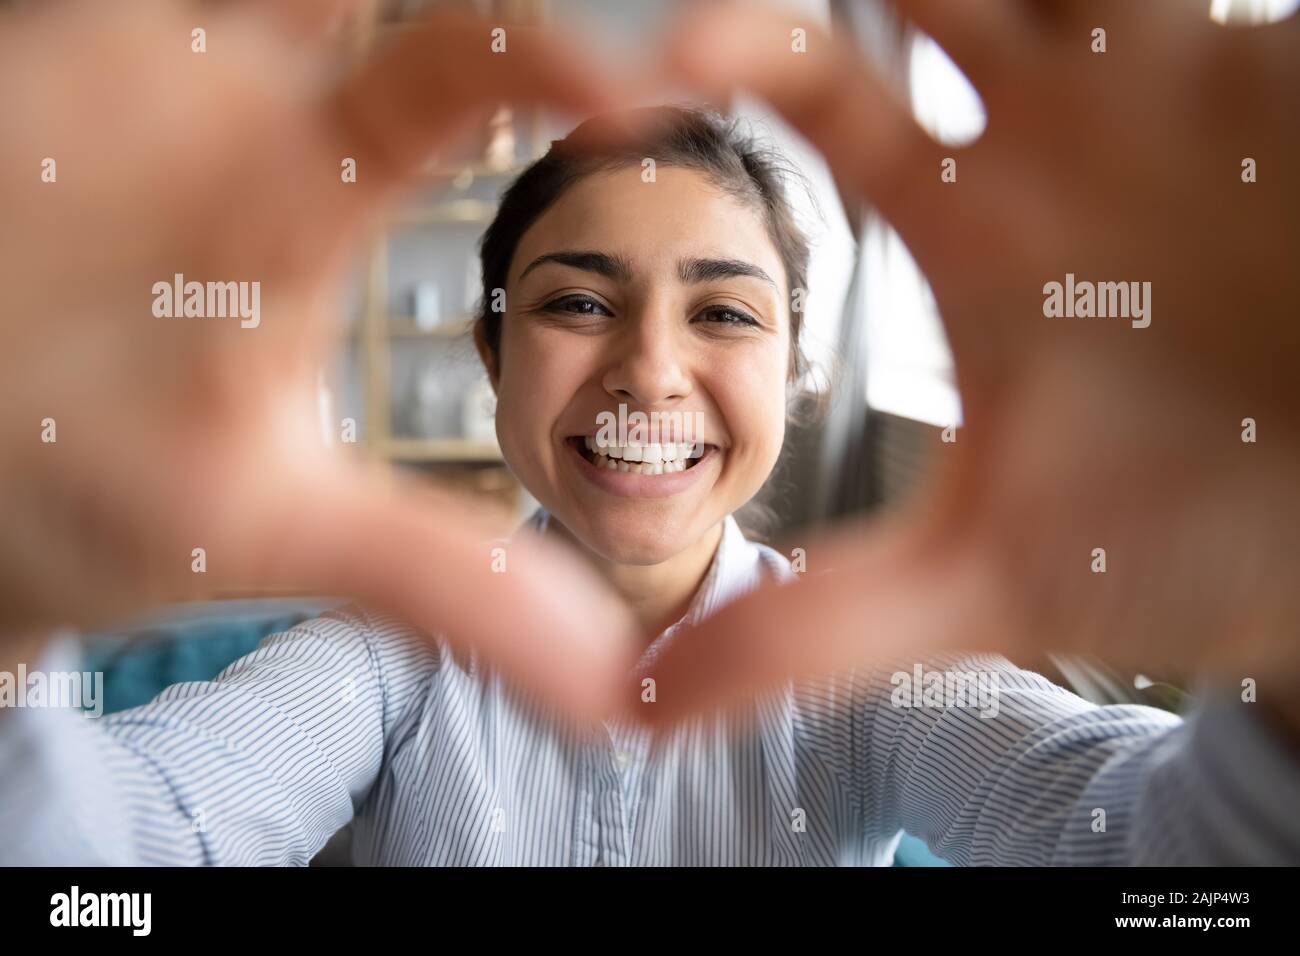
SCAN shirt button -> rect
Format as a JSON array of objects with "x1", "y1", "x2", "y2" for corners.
[{"x1": 615, "y1": 750, "x2": 632, "y2": 769}]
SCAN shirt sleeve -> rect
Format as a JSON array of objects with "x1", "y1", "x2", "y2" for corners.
[
  {"x1": 0, "y1": 606, "x2": 439, "y2": 866},
  {"x1": 805, "y1": 651, "x2": 1300, "y2": 865}
]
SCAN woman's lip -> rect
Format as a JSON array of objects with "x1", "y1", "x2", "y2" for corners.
[
  {"x1": 566, "y1": 433, "x2": 718, "y2": 448},
  {"x1": 564, "y1": 437, "x2": 718, "y2": 499}
]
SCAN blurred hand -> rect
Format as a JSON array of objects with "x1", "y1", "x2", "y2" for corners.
[
  {"x1": 0, "y1": 0, "x2": 640, "y2": 716},
  {"x1": 645, "y1": 0, "x2": 1300, "y2": 721}
]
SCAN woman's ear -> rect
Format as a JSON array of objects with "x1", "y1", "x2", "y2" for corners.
[{"x1": 472, "y1": 319, "x2": 499, "y2": 393}]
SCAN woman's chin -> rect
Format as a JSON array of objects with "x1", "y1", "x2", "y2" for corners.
[
  {"x1": 581, "y1": 525, "x2": 693, "y2": 567},
  {"x1": 550, "y1": 510, "x2": 703, "y2": 567}
]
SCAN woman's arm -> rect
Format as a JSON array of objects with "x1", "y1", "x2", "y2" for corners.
[
  {"x1": 0, "y1": 607, "x2": 438, "y2": 865},
  {"x1": 832, "y1": 654, "x2": 1300, "y2": 865}
]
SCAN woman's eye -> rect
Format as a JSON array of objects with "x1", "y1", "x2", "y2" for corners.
[
  {"x1": 544, "y1": 295, "x2": 612, "y2": 317},
  {"x1": 698, "y1": 306, "x2": 760, "y2": 327}
]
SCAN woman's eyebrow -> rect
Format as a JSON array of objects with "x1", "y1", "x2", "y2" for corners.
[
  {"x1": 678, "y1": 257, "x2": 776, "y2": 288},
  {"x1": 518, "y1": 251, "x2": 776, "y2": 291},
  {"x1": 518, "y1": 250, "x2": 633, "y2": 282}
]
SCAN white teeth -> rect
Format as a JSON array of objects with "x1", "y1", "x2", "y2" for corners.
[{"x1": 581, "y1": 436, "x2": 708, "y2": 473}]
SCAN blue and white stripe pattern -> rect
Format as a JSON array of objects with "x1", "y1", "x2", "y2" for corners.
[{"x1": 3, "y1": 510, "x2": 1299, "y2": 865}]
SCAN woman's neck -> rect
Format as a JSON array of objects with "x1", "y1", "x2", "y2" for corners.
[{"x1": 548, "y1": 518, "x2": 724, "y2": 646}]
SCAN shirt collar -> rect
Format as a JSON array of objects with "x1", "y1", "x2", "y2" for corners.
[{"x1": 515, "y1": 507, "x2": 782, "y2": 673}]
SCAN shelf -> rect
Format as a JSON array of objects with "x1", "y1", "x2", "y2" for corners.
[
  {"x1": 383, "y1": 437, "x2": 503, "y2": 462},
  {"x1": 421, "y1": 162, "x2": 528, "y2": 180},
  {"x1": 390, "y1": 316, "x2": 473, "y2": 337},
  {"x1": 350, "y1": 0, "x2": 544, "y2": 496},
  {"x1": 346, "y1": 317, "x2": 474, "y2": 340},
  {"x1": 392, "y1": 198, "x2": 496, "y2": 226}
]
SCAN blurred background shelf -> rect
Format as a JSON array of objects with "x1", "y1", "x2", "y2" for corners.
[
  {"x1": 320, "y1": 0, "x2": 549, "y2": 523},
  {"x1": 383, "y1": 437, "x2": 504, "y2": 462},
  {"x1": 347, "y1": 316, "x2": 475, "y2": 339},
  {"x1": 421, "y1": 163, "x2": 530, "y2": 180},
  {"x1": 391, "y1": 199, "x2": 498, "y2": 226}
]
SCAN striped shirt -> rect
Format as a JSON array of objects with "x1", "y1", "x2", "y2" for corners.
[{"x1": 3, "y1": 510, "x2": 1299, "y2": 865}]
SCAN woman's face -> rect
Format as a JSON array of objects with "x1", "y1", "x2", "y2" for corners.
[{"x1": 489, "y1": 165, "x2": 790, "y2": 566}]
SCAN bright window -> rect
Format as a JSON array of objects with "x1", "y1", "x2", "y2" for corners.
[{"x1": 863, "y1": 33, "x2": 982, "y2": 427}]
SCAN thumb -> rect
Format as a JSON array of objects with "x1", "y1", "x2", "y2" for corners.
[
  {"x1": 258, "y1": 465, "x2": 641, "y2": 720},
  {"x1": 640, "y1": 511, "x2": 1006, "y2": 726}
]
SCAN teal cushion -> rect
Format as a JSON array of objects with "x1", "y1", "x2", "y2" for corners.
[
  {"x1": 892, "y1": 832, "x2": 952, "y2": 867},
  {"x1": 81, "y1": 599, "x2": 341, "y2": 715}
]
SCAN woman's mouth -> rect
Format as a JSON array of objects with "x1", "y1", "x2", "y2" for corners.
[
  {"x1": 568, "y1": 435, "x2": 710, "y2": 474},
  {"x1": 563, "y1": 434, "x2": 719, "y2": 499}
]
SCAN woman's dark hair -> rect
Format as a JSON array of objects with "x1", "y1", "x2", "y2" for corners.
[
  {"x1": 473, "y1": 105, "x2": 820, "y2": 539},
  {"x1": 475, "y1": 104, "x2": 813, "y2": 384}
]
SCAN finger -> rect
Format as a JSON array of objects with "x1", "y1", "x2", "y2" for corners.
[
  {"x1": 257, "y1": 464, "x2": 642, "y2": 720},
  {"x1": 331, "y1": 10, "x2": 641, "y2": 197},
  {"x1": 218, "y1": 0, "x2": 361, "y2": 44},
  {"x1": 638, "y1": 511, "x2": 1010, "y2": 726},
  {"x1": 660, "y1": 0, "x2": 942, "y2": 231},
  {"x1": 261, "y1": 0, "x2": 357, "y2": 42},
  {"x1": 893, "y1": 0, "x2": 1033, "y2": 87}
]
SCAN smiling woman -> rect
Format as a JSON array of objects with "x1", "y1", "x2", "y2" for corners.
[
  {"x1": 468, "y1": 106, "x2": 816, "y2": 630},
  {"x1": 0, "y1": 85, "x2": 1261, "y2": 867},
  {"x1": 3, "y1": 0, "x2": 1298, "y2": 876}
]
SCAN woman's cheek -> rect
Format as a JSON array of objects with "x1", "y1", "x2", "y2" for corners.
[
  {"x1": 721, "y1": 373, "x2": 788, "y2": 494},
  {"x1": 493, "y1": 379, "x2": 547, "y2": 482},
  {"x1": 494, "y1": 344, "x2": 581, "y2": 481},
  {"x1": 753, "y1": 404, "x2": 788, "y2": 488}
]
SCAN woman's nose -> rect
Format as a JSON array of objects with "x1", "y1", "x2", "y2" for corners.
[{"x1": 600, "y1": 313, "x2": 693, "y2": 409}]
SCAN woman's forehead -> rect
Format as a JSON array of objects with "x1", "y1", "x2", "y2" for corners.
[{"x1": 510, "y1": 166, "x2": 785, "y2": 287}]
